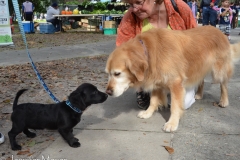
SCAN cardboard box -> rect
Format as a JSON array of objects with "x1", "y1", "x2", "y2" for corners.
[
  {"x1": 104, "y1": 21, "x2": 116, "y2": 28},
  {"x1": 87, "y1": 25, "x2": 96, "y2": 29},
  {"x1": 81, "y1": 19, "x2": 88, "y2": 23},
  {"x1": 82, "y1": 23, "x2": 88, "y2": 28},
  {"x1": 87, "y1": 28, "x2": 97, "y2": 31},
  {"x1": 78, "y1": 22, "x2": 83, "y2": 26}
]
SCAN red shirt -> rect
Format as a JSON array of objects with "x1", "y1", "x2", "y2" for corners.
[{"x1": 116, "y1": 0, "x2": 197, "y2": 46}]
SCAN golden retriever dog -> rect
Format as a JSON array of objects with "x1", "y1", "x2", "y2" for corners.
[{"x1": 105, "y1": 26, "x2": 240, "y2": 132}]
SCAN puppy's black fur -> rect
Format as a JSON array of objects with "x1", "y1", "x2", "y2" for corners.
[{"x1": 8, "y1": 83, "x2": 108, "y2": 150}]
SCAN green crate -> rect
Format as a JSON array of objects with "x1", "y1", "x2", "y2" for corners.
[
  {"x1": 103, "y1": 28, "x2": 117, "y2": 35},
  {"x1": 88, "y1": 18, "x2": 100, "y2": 26}
]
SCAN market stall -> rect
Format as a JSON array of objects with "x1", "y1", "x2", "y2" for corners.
[{"x1": 55, "y1": 2, "x2": 128, "y2": 34}]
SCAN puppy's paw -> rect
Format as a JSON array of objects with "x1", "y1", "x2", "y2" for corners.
[
  {"x1": 73, "y1": 137, "x2": 79, "y2": 142},
  {"x1": 26, "y1": 132, "x2": 36, "y2": 138},
  {"x1": 137, "y1": 110, "x2": 153, "y2": 119},
  {"x1": 70, "y1": 141, "x2": 81, "y2": 148},
  {"x1": 163, "y1": 121, "x2": 178, "y2": 132},
  {"x1": 12, "y1": 144, "x2": 22, "y2": 151}
]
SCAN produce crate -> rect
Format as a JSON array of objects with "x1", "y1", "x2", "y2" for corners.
[
  {"x1": 103, "y1": 28, "x2": 117, "y2": 35},
  {"x1": 87, "y1": 25, "x2": 96, "y2": 28},
  {"x1": 39, "y1": 23, "x2": 55, "y2": 34},
  {"x1": 81, "y1": 19, "x2": 88, "y2": 23},
  {"x1": 104, "y1": 21, "x2": 116, "y2": 28},
  {"x1": 88, "y1": 18, "x2": 100, "y2": 26},
  {"x1": 82, "y1": 23, "x2": 88, "y2": 28},
  {"x1": 87, "y1": 28, "x2": 97, "y2": 31},
  {"x1": 22, "y1": 21, "x2": 34, "y2": 33}
]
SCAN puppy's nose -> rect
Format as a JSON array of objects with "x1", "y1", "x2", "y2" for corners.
[
  {"x1": 105, "y1": 93, "x2": 108, "y2": 98},
  {"x1": 106, "y1": 89, "x2": 113, "y2": 96}
]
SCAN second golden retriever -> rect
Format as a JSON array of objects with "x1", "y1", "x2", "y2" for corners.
[{"x1": 105, "y1": 26, "x2": 240, "y2": 132}]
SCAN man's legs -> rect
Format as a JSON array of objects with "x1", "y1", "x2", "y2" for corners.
[
  {"x1": 55, "y1": 19, "x2": 61, "y2": 32},
  {"x1": 231, "y1": 15, "x2": 236, "y2": 29},
  {"x1": 202, "y1": 7, "x2": 210, "y2": 26},
  {"x1": 47, "y1": 18, "x2": 60, "y2": 32},
  {"x1": 225, "y1": 24, "x2": 231, "y2": 39},
  {"x1": 209, "y1": 8, "x2": 217, "y2": 27}
]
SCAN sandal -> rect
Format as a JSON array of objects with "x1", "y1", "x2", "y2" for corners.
[
  {"x1": 0, "y1": 132, "x2": 4, "y2": 144},
  {"x1": 136, "y1": 91, "x2": 150, "y2": 110}
]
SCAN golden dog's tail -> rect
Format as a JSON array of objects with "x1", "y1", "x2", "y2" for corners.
[{"x1": 231, "y1": 42, "x2": 240, "y2": 63}]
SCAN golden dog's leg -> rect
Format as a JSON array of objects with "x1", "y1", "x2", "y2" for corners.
[
  {"x1": 163, "y1": 83, "x2": 184, "y2": 132},
  {"x1": 219, "y1": 81, "x2": 229, "y2": 107},
  {"x1": 137, "y1": 89, "x2": 166, "y2": 119},
  {"x1": 194, "y1": 80, "x2": 204, "y2": 99}
]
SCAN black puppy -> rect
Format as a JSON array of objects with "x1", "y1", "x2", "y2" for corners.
[{"x1": 8, "y1": 83, "x2": 108, "y2": 150}]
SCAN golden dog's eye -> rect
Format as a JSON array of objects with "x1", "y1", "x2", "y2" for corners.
[{"x1": 114, "y1": 72, "x2": 121, "y2": 76}]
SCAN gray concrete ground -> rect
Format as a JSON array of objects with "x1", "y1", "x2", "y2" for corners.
[{"x1": 1, "y1": 27, "x2": 240, "y2": 160}]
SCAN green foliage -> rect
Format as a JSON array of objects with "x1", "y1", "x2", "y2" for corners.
[
  {"x1": 82, "y1": 0, "x2": 91, "y2": 7},
  {"x1": 93, "y1": 2, "x2": 107, "y2": 10},
  {"x1": 66, "y1": 0, "x2": 79, "y2": 5}
]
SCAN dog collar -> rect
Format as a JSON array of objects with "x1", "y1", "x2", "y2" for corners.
[{"x1": 66, "y1": 100, "x2": 82, "y2": 114}]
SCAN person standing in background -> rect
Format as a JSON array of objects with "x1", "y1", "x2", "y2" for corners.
[
  {"x1": 230, "y1": 2, "x2": 238, "y2": 29},
  {"x1": 22, "y1": 0, "x2": 34, "y2": 21},
  {"x1": 188, "y1": 0, "x2": 198, "y2": 22},
  {"x1": 219, "y1": 0, "x2": 232, "y2": 40},
  {"x1": 200, "y1": 0, "x2": 219, "y2": 26}
]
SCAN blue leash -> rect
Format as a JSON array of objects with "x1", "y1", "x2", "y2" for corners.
[{"x1": 12, "y1": 0, "x2": 60, "y2": 103}]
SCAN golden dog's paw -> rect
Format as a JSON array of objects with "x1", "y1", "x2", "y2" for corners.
[
  {"x1": 194, "y1": 94, "x2": 202, "y2": 100},
  {"x1": 218, "y1": 100, "x2": 229, "y2": 108},
  {"x1": 137, "y1": 110, "x2": 153, "y2": 119},
  {"x1": 163, "y1": 121, "x2": 179, "y2": 132}
]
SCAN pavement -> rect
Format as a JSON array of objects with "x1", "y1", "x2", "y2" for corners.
[{"x1": 1, "y1": 27, "x2": 240, "y2": 160}]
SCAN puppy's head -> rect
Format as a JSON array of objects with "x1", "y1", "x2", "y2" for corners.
[
  {"x1": 105, "y1": 39, "x2": 148, "y2": 97},
  {"x1": 69, "y1": 83, "x2": 108, "y2": 110}
]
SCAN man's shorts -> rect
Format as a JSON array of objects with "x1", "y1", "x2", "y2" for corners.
[{"x1": 219, "y1": 24, "x2": 231, "y2": 35}]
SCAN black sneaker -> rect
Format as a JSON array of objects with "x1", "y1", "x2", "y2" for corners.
[{"x1": 136, "y1": 91, "x2": 150, "y2": 110}]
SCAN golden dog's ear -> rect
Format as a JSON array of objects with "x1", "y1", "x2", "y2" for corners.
[{"x1": 126, "y1": 55, "x2": 148, "y2": 82}]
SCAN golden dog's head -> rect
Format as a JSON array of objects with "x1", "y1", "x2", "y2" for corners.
[{"x1": 105, "y1": 39, "x2": 148, "y2": 97}]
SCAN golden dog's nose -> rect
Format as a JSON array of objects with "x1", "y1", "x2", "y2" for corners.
[{"x1": 106, "y1": 89, "x2": 113, "y2": 96}]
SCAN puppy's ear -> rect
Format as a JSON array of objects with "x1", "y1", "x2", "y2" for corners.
[
  {"x1": 126, "y1": 53, "x2": 148, "y2": 82},
  {"x1": 79, "y1": 92, "x2": 86, "y2": 107},
  {"x1": 69, "y1": 91, "x2": 86, "y2": 109}
]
